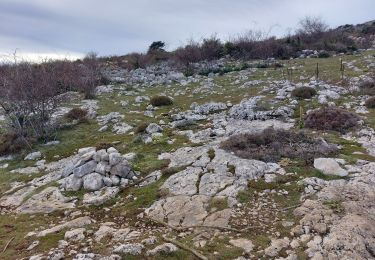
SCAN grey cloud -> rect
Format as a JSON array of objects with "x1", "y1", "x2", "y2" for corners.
[{"x1": 0, "y1": 0, "x2": 374, "y2": 58}]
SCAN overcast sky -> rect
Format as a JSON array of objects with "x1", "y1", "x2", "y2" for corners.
[{"x1": 0, "y1": 0, "x2": 374, "y2": 61}]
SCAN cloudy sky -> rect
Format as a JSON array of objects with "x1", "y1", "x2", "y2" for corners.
[{"x1": 0, "y1": 0, "x2": 374, "y2": 61}]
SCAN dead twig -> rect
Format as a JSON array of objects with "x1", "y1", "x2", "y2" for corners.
[
  {"x1": 2, "y1": 237, "x2": 14, "y2": 253},
  {"x1": 162, "y1": 235, "x2": 208, "y2": 260}
]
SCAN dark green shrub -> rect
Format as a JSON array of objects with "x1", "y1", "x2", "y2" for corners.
[
  {"x1": 291, "y1": 87, "x2": 317, "y2": 99},
  {"x1": 150, "y1": 95, "x2": 173, "y2": 106},
  {"x1": 304, "y1": 107, "x2": 360, "y2": 132},
  {"x1": 318, "y1": 51, "x2": 330, "y2": 58},
  {"x1": 365, "y1": 97, "x2": 375, "y2": 108}
]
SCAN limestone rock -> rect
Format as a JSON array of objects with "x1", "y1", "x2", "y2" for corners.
[
  {"x1": 16, "y1": 187, "x2": 75, "y2": 214},
  {"x1": 161, "y1": 167, "x2": 201, "y2": 195},
  {"x1": 64, "y1": 228, "x2": 85, "y2": 241},
  {"x1": 113, "y1": 243, "x2": 144, "y2": 255},
  {"x1": 146, "y1": 243, "x2": 178, "y2": 256},
  {"x1": 82, "y1": 172, "x2": 104, "y2": 191},
  {"x1": 24, "y1": 151, "x2": 42, "y2": 161},
  {"x1": 314, "y1": 158, "x2": 348, "y2": 176},
  {"x1": 73, "y1": 160, "x2": 97, "y2": 178},
  {"x1": 62, "y1": 174, "x2": 83, "y2": 191},
  {"x1": 229, "y1": 238, "x2": 254, "y2": 253},
  {"x1": 35, "y1": 216, "x2": 92, "y2": 237}
]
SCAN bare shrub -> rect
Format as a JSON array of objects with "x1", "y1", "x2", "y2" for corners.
[
  {"x1": 297, "y1": 16, "x2": 329, "y2": 36},
  {"x1": 150, "y1": 96, "x2": 173, "y2": 106},
  {"x1": 220, "y1": 128, "x2": 337, "y2": 164},
  {"x1": 200, "y1": 36, "x2": 224, "y2": 61},
  {"x1": 359, "y1": 79, "x2": 375, "y2": 95},
  {"x1": 291, "y1": 87, "x2": 317, "y2": 99},
  {"x1": 135, "y1": 122, "x2": 149, "y2": 134},
  {"x1": 65, "y1": 108, "x2": 88, "y2": 121},
  {"x1": 304, "y1": 107, "x2": 360, "y2": 132},
  {"x1": 365, "y1": 97, "x2": 375, "y2": 108},
  {"x1": 0, "y1": 132, "x2": 35, "y2": 155}
]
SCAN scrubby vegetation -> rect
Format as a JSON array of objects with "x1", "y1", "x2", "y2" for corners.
[
  {"x1": 0, "y1": 132, "x2": 31, "y2": 156},
  {"x1": 135, "y1": 122, "x2": 149, "y2": 134},
  {"x1": 220, "y1": 128, "x2": 337, "y2": 163},
  {"x1": 359, "y1": 79, "x2": 375, "y2": 95},
  {"x1": 65, "y1": 108, "x2": 88, "y2": 121},
  {"x1": 150, "y1": 95, "x2": 173, "y2": 106},
  {"x1": 304, "y1": 107, "x2": 360, "y2": 132},
  {"x1": 0, "y1": 54, "x2": 102, "y2": 148},
  {"x1": 291, "y1": 87, "x2": 317, "y2": 99},
  {"x1": 365, "y1": 97, "x2": 375, "y2": 108}
]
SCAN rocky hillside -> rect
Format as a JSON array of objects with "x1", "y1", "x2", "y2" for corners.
[{"x1": 0, "y1": 48, "x2": 375, "y2": 259}]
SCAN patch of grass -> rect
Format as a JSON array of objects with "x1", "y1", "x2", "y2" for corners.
[
  {"x1": 201, "y1": 237, "x2": 243, "y2": 260},
  {"x1": 323, "y1": 200, "x2": 345, "y2": 214},
  {"x1": 207, "y1": 148, "x2": 215, "y2": 161},
  {"x1": 209, "y1": 197, "x2": 228, "y2": 211},
  {"x1": 134, "y1": 122, "x2": 149, "y2": 134},
  {"x1": 365, "y1": 97, "x2": 375, "y2": 108}
]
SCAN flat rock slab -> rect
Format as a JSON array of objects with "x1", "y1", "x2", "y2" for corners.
[
  {"x1": 16, "y1": 186, "x2": 75, "y2": 214},
  {"x1": 161, "y1": 167, "x2": 202, "y2": 196},
  {"x1": 146, "y1": 195, "x2": 232, "y2": 228},
  {"x1": 0, "y1": 185, "x2": 36, "y2": 207},
  {"x1": 83, "y1": 186, "x2": 120, "y2": 206},
  {"x1": 34, "y1": 216, "x2": 93, "y2": 237},
  {"x1": 146, "y1": 195, "x2": 210, "y2": 227},
  {"x1": 314, "y1": 158, "x2": 348, "y2": 176}
]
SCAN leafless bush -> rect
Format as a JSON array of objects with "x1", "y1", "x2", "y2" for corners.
[
  {"x1": 304, "y1": 107, "x2": 360, "y2": 132},
  {"x1": 365, "y1": 97, "x2": 375, "y2": 108},
  {"x1": 291, "y1": 87, "x2": 317, "y2": 99},
  {"x1": 297, "y1": 16, "x2": 329, "y2": 36},
  {"x1": 150, "y1": 95, "x2": 173, "y2": 106},
  {"x1": 220, "y1": 128, "x2": 337, "y2": 164},
  {"x1": 0, "y1": 61, "x2": 64, "y2": 143}
]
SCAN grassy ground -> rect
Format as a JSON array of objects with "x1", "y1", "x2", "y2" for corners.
[{"x1": 0, "y1": 50, "x2": 374, "y2": 259}]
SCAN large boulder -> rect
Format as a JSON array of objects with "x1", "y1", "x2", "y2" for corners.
[
  {"x1": 110, "y1": 162, "x2": 133, "y2": 178},
  {"x1": 145, "y1": 123, "x2": 162, "y2": 134},
  {"x1": 24, "y1": 151, "x2": 42, "y2": 161},
  {"x1": 73, "y1": 161, "x2": 97, "y2": 178},
  {"x1": 82, "y1": 172, "x2": 104, "y2": 191},
  {"x1": 63, "y1": 174, "x2": 83, "y2": 191},
  {"x1": 314, "y1": 158, "x2": 348, "y2": 177}
]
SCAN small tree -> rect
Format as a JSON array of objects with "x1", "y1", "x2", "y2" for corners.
[
  {"x1": 297, "y1": 16, "x2": 329, "y2": 36},
  {"x1": 148, "y1": 41, "x2": 166, "y2": 53}
]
